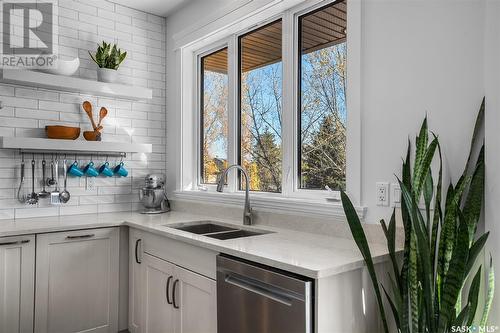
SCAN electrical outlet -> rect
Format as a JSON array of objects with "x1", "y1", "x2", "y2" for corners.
[
  {"x1": 86, "y1": 177, "x2": 95, "y2": 191},
  {"x1": 391, "y1": 183, "x2": 401, "y2": 207},
  {"x1": 376, "y1": 182, "x2": 389, "y2": 206}
]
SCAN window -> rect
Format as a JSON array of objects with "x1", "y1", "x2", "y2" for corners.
[
  {"x1": 298, "y1": 0, "x2": 347, "y2": 191},
  {"x1": 190, "y1": 0, "x2": 351, "y2": 199},
  {"x1": 200, "y1": 48, "x2": 228, "y2": 184},
  {"x1": 238, "y1": 20, "x2": 283, "y2": 193}
]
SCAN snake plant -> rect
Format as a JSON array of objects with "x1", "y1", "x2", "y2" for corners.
[
  {"x1": 89, "y1": 41, "x2": 127, "y2": 70},
  {"x1": 341, "y1": 98, "x2": 494, "y2": 333}
]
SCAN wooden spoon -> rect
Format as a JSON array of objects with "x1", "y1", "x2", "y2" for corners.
[
  {"x1": 97, "y1": 107, "x2": 108, "y2": 129},
  {"x1": 82, "y1": 101, "x2": 97, "y2": 130}
]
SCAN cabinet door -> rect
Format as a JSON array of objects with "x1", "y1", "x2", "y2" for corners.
[
  {"x1": 35, "y1": 228, "x2": 119, "y2": 333},
  {"x1": 141, "y1": 253, "x2": 176, "y2": 333},
  {"x1": 129, "y1": 229, "x2": 143, "y2": 333},
  {"x1": 173, "y1": 265, "x2": 217, "y2": 333},
  {"x1": 0, "y1": 235, "x2": 35, "y2": 333}
]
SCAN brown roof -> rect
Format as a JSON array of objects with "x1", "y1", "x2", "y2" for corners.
[{"x1": 202, "y1": 0, "x2": 346, "y2": 74}]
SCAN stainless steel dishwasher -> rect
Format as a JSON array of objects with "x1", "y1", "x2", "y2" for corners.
[{"x1": 217, "y1": 255, "x2": 313, "y2": 333}]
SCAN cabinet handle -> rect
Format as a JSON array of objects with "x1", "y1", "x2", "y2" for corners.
[
  {"x1": 0, "y1": 239, "x2": 30, "y2": 246},
  {"x1": 166, "y1": 276, "x2": 173, "y2": 304},
  {"x1": 66, "y1": 234, "x2": 95, "y2": 240},
  {"x1": 135, "y1": 239, "x2": 142, "y2": 264},
  {"x1": 172, "y1": 279, "x2": 179, "y2": 309}
]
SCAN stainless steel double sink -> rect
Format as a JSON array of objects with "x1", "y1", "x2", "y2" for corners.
[{"x1": 166, "y1": 221, "x2": 273, "y2": 240}]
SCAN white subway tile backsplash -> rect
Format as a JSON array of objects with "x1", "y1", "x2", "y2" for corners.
[
  {"x1": 0, "y1": 117, "x2": 38, "y2": 129},
  {"x1": 115, "y1": 5, "x2": 148, "y2": 21},
  {"x1": 1, "y1": 96, "x2": 38, "y2": 109},
  {"x1": 76, "y1": 0, "x2": 114, "y2": 11},
  {"x1": 98, "y1": 8, "x2": 132, "y2": 25},
  {"x1": 60, "y1": 204, "x2": 97, "y2": 215},
  {"x1": 15, "y1": 108, "x2": 60, "y2": 121},
  {"x1": 59, "y1": 0, "x2": 97, "y2": 16},
  {"x1": 79, "y1": 13, "x2": 115, "y2": 30},
  {"x1": 0, "y1": 0, "x2": 166, "y2": 220}
]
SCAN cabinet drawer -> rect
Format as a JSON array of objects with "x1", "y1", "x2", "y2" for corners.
[{"x1": 141, "y1": 230, "x2": 217, "y2": 280}]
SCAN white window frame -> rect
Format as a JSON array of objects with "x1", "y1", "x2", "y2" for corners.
[{"x1": 176, "y1": 0, "x2": 364, "y2": 219}]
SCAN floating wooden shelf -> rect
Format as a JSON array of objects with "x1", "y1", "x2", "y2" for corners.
[
  {"x1": 0, "y1": 69, "x2": 153, "y2": 100},
  {"x1": 0, "y1": 137, "x2": 152, "y2": 156}
]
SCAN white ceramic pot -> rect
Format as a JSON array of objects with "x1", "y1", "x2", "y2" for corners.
[
  {"x1": 39, "y1": 58, "x2": 80, "y2": 76},
  {"x1": 97, "y1": 68, "x2": 119, "y2": 83}
]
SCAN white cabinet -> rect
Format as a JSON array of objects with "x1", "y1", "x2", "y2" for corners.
[
  {"x1": 129, "y1": 229, "x2": 143, "y2": 333},
  {"x1": 174, "y1": 265, "x2": 217, "y2": 333},
  {"x1": 140, "y1": 253, "x2": 217, "y2": 333},
  {"x1": 141, "y1": 253, "x2": 176, "y2": 333},
  {"x1": 0, "y1": 235, "x2": 35, "y2": 333},
  {"x1": 35, "y1": 228, "x2": 120, "y2": 333}
]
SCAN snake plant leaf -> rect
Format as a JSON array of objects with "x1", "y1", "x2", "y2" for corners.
[
  {"x1": 382, "y1": 285, "x2": 401, "y2": 331},
  {"x1": 463, "y1": 145, "x2": 484, "y2": 243},
  {"x1": 380, "y1": 210, "x2": 400, "y2": 289},
  {"x1": 401, "y1": 180, "x2": 436, "y2": 332},
  {"x1": 400, "y1": 142, "x2": 412, "y2": 333},
  {"x1": 409, "y1": 234, "x2": 419, "y2": 332},
  {"x1": 465, "y1": 232, "x2": 489, "y2": 279},
  {"x1": 414, "y1": 118, "x2": 428, "y2": 189},
  {"x1": 424, "y1": 168, "x2": 434, "y2": 231},
  {"x1": 387, "y1": 272, "x2": 403, "y2": 311},
  {"x1": 431, "y1": 141, "x2": 443, "y2": 271},
  {"x1": 438, "y1": 211, "x2": 469, "y2": 332},
  {"x1": 413, "y1": 135, "x2": 438, "y2": 203},
  {"x1": 438, "y1": 176, "x2": 471, "y2": 280},
  {"x1": 466, "y1": 266, "x2": 482, "y2": 326},
  {"x1": 452, "y1": 304, "x2": 470, "y2": 328},
  {"x1": 480, "y1": 254, "x2": 495, "y2": 326},
  {"x1": 340, "y1": 191, "x2": 389, "y2": 333},
  {"x1": 463, "y1": 98, "x2": 485, "y2": 175}
]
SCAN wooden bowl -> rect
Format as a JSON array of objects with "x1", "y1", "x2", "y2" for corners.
[
  {"x1": 45, "y1": 126, "x2": 80, "y2": 140},
  {"x1": 83, "y1": 131, "x2": 102, "y2": 141}
]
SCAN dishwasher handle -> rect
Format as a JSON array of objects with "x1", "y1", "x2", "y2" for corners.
[{"x1": 224, "y1": 274, "x2": 294, "y2": 306}]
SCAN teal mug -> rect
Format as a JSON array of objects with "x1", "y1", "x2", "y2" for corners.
[
  {"x1": 68, "y1": 161, "x2": 84, "y2": 177},
  {"x1": 99, "y1": 162, "x2": 114, "y2": 177},
  {"x1": 113, "y1": 162, "x2": 128, "y2": 177},
  {"x1": 83, "y1": 161, "x2": 99, "y2": 177}
]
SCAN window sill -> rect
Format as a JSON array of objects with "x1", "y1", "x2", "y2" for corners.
[{"x1": 172, "y1": 190, "x2": 366, "y2": 221}]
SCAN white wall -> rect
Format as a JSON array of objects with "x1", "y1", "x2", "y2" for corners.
[
  {"x1": 0, "y1": 0, "x2": 166, "y2": 219},
  {"x1": 166, "y1": 0, "x2": 486, "y2": 223},
  {"x1": 484, "y1": 0, "x2": 500, "y2": 325}
]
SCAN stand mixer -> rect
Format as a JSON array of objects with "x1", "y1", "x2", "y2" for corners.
[{"x1": 139, "y1": 174, "x2": 170, "y2": 214}]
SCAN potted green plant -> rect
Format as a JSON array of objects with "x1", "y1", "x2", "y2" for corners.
[
  {"x1": 341, "y1": 98, "x2": 494, "y2": 333},
  {"x1": 89, "y1": 41, "x2": 127, "y2": 83}
]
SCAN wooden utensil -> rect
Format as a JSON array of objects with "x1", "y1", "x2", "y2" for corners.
[
  {"x1": 83, "y1": 131, "x2": 102, "y2": 141},
  {"x1": 97, "y1": 107, "x2": 108, "y2": 129},
  {"x1": 82, "y1": 101, "x2": 98, "y2": 130}
]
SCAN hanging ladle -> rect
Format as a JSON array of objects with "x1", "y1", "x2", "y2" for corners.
[
  {"x1": 38, "y1": 154, "x2": 50, "y2": 198},
  {"x1": 59, "y1": 158, "x2": 70, "y2": 204}
]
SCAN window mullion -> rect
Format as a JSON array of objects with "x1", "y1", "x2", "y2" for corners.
[
  {"x1": 227, "y1": 36, "x2": 238, "y2": 193},
  {"x1": 281, "y1": 11, "x2": 295, "y2": 197}
]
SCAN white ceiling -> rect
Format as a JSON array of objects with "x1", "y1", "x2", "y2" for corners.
[{"x1": 109, "y1": 0, "x2": 191, "y2": 17}]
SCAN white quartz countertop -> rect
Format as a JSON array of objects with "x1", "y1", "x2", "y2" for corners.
[{"x1": 0, "y1": 211, "x2": 390, "y2": 279}]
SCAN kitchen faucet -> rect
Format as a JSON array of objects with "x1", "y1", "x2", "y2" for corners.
[{"x1": 216, "y1": 164, "x2": 252, "y2": 226}]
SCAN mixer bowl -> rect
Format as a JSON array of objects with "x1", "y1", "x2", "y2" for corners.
[{"x1": 140, "y1": 188, "x2": 165, "y2": 208}]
